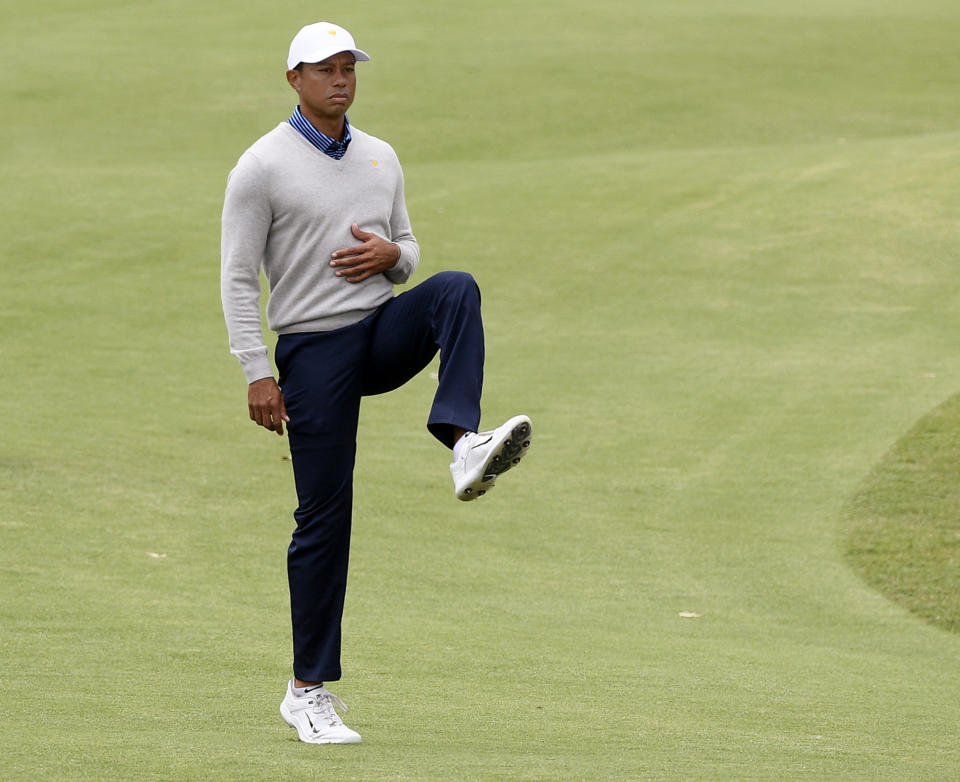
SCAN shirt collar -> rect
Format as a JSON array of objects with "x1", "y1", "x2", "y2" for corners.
[{"x1": 288, "y1": 106, "x2": 352, "y2": 160}]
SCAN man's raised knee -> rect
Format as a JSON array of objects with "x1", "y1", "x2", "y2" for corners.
[{"x1": 435, "y1": 270, "x2": 479, "y2": 300}]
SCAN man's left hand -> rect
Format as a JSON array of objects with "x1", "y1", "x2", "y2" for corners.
[{"x1": 330, "y1": 223, "x2": 400, "y2": 283}]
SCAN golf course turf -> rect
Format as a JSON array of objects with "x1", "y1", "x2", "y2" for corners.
[{"x1": 2, "y1": 1, "x2": 959, "y2": 779}]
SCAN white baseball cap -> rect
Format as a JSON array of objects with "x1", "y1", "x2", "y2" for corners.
[{"x1": 287, "y1": 22, "x2": 371, "y2": 69}]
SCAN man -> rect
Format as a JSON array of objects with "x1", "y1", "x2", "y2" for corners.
[{"x1": 220, "y1": 22, "x2": 533, "y2": 745}]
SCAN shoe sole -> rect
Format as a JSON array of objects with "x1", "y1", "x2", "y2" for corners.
[
  {"x1": 458, "y1": 416, "x2": 533, "y2": 501},
  {"x1": 280, "y1": 702, "x2": 362, "y2": 744}
]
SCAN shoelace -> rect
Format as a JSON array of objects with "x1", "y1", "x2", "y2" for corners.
[{"x1": 309, "y1": 689, "x2": 349, "y2": 727}]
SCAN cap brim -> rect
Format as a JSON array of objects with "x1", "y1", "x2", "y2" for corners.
[{"x1": 288, "y1": 47, "x2": 371, "y2": 69}]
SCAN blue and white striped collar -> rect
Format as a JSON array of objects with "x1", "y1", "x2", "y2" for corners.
[{"x1": 288, "y1": 106, "x2": 352, "y2": 160}]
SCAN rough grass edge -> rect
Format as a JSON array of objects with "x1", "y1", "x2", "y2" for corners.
[{"x1": 842, "y1": 392, "x2": 960, "y2": 634}]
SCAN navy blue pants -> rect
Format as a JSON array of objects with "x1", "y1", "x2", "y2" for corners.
[{"x1": 274, "y1": 271, "x2": 484, "y2": 682}]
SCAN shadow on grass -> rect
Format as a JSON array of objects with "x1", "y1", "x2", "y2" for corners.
[{"x1": 843, "y1": 393, "x2": 960, "y2": 634}]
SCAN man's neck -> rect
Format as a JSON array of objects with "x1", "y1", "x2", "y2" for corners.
[{"x1": 300, "y1": 106, "x2": 345, "y2": 141}]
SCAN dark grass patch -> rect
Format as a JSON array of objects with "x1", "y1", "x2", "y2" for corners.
[{"x1": 844, "y1": 394, "x2": 960, "y2": 634}]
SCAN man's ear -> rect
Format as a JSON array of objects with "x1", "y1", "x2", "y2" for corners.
[{"x1": 286, "y1": 68, "x2": 301, "y2": 93}]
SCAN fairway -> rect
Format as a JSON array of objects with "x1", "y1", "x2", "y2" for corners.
[{"x1": 2, "y1": 1, "x2": 960, "y2": 780}]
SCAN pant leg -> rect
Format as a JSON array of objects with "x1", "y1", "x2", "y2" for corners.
[
  {"x1": 275, "y1": 322, "x2": 370, "y2": 683},
  {"x1": 363, "y1": 271, "x2": 484, "y2": 448}
]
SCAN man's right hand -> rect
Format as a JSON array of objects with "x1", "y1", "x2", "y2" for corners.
[{"x1": 248, "y1": 377, "x2": 290, "y2": 436}]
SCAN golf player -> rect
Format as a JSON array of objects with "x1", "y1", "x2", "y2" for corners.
[{"x1": 220, "y1": 22, "x2": 533, "y2": 744}]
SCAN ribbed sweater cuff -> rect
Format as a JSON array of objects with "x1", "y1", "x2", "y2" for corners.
[
  {"x1": 232, "y1": 347, "x2": 274, "y2": 384},
  {"x1": 385, "y1": 244, "x2": 417, "y2": 284}
]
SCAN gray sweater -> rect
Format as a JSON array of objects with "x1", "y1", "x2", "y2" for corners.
[{"x1": 221, "y1": 122, "x2": 420, "y2": 383}]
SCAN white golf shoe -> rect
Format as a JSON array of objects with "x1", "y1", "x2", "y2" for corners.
[
  {"x1": 450, "y1": 415, "x2": 533, "y2": 501},
  {"x1": 280, "y1": 681, "x2": 361, "y2": 744}
]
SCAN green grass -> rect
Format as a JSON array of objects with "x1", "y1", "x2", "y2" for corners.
[
  {"x1": 3, "y1": 0, "x2": 960, "y2": 780},
  {"x1": 844, "y1": 393, "x2": 960, "y2": 633}
]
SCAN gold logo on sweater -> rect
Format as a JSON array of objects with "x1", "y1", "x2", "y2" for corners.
[{"x1": 371, "y1": 160, "x2": 378, "y2": 167}]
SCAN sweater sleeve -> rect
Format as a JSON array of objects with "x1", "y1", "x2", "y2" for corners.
[
  {"x1": 384, "y1": 160, "x2": 420, "y2": 284},
  {"x1": 220, "y1": 153, "x2": 275, "y2": 384}
]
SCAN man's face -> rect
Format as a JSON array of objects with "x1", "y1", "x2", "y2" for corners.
[{"x1": 287, "y1": 51, "x2": 357, "y2": 125}]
